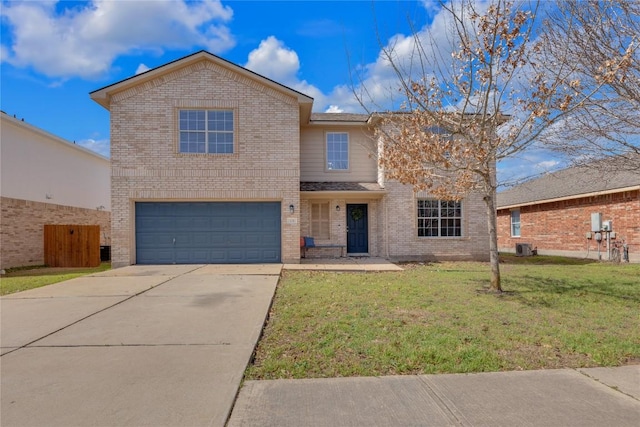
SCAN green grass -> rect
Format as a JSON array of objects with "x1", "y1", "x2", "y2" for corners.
[
  {"x1": 246, "y1": 256, "x2": 640, "y2": 379},
  {"x1": 0, "y1": 263, "x2": 111, "y2": 296}
]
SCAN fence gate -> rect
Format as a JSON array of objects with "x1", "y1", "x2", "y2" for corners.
[{"x1": 44, "y1": 225, "x2": 101, "y2": 267}]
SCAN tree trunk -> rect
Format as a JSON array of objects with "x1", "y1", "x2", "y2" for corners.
[{"x1": 484, "y1": 192, "x2": 502, "y2": 292}]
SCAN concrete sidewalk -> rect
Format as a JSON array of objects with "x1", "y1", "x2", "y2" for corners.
[
  {"x1": 1, "y1": 264, "x2": 281, "y2": 427},
  {"x1": 229, "y1": 366, "x2": 640, "y2": 426}
]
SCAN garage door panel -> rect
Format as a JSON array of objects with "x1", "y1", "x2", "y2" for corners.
[
  {"x1": 209, "y1": 218, "x2": 229, "y2": 229},
  {"x1": 176, "y1": 217, "x2": 208, "y2": 229},
  {"x1": 135, "y1": 202, "x2": 281, "y2": 264},
  {"x1": 209, "y1": 250, "x2": 228, "y2": 263},
  {"x1": 137, "y1": 233, "x2": 173, "y2": 246},
  {"x1": 175, "y1": 250, "x2": 210, "y2": 264},
  {"x1": 243, "y1": 234, "x2": 262, "y2": 245},
  {"x1": 191, "y1": 234, "x2": 213, "y2": 246},
  {"x1": 262, "y1": 218, "x2": 280, "y2": 229},
  {"x1": 137, "y1": 249, "x2": 174, "y2": 264},
  {"x1": 228, "y1": 218, "x2": 245, "y2": 229}
]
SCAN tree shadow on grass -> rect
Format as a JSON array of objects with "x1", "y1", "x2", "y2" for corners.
[
  {"x1": 501, "y1": 275, "x2": 640, "y2": 307},
  {"x1": 499, "y1": 254, "x2": 598, "y2": 266}
]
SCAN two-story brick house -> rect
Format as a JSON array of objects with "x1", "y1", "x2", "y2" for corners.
[{"x1": 91, "y1": 51, "x2": 489, "y2": 267}]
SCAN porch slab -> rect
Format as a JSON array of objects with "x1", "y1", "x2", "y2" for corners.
[{"x1": 284, "y1": 258, "x2": 402, "y2": 272}]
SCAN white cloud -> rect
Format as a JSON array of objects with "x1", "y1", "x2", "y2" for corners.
[
  {"x1": 535, "y1": 160, "x2": 561, "y2": 172},
  {"x1": 244, "y1": 36, "x2": 331, "y2": 109},
  {"x1": 1, "y1": 0, "x2": 235, "y2": 79},
  {"x1": 240, "y1": 1, "x2": 463, "y2": 113},
  {"x1": 135, "y1": 64, "x2": 151, "y2": 75},
  {"x1": 325, "y1": 105, "x2": 344, "y2": 113},
  {"x1": 245, "y1": 36, "x2": 300, "y2": 85},
  {"x1": 318, "y1": 1, "x2": 501, "y2": 113},
  {"x1": 77, "y1": 138, "x2": 110, "y2": 158},
  {"x1": 0, "y1": 44, "x2": 8, "y2": 62}
]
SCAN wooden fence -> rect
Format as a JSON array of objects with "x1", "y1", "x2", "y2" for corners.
[{"x1": 44, "y1": 225, "x2": 101, "y2": 268}]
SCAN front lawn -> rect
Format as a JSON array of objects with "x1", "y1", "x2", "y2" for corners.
[
  {"x1": 0, "y1": 263, "x2": 111, "y2": 296},
  {"x1": 246, "y1": 256, "x2": 640, "y2": 379}
]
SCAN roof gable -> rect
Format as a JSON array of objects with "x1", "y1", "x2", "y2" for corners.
[{"x1": 90, "y1": 50, "x2": 314, "y2": 121}]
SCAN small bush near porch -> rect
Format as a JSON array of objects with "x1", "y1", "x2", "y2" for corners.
[{"x1": 246, "y1": 256, "x2": 640, "y2": 379}]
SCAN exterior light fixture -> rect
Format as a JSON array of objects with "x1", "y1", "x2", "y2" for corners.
[
  {"x1": 336, "y1": 205, "x2": 341, "y2": 211},
  {"x1": 289, "y1": 204, "x2": 295, "y2": 214}
]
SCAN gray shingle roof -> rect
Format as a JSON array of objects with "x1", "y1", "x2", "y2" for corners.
[
  {"x1": 497, "y1": 162, "x2": 640, "y2": 208},
  {"x1": 301, "y1": 182, "x2": 384, "y2": 192},
  {"x1": 310, "y1": 113, "x2": 370, "y2": 123}
]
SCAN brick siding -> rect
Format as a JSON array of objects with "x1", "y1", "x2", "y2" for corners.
[
  {"x1": 1, "y1": 197, "x2": 111, "y2": 269},
  {"x1": 109, "y1": 59, "x2": 300, "y2": 267},
  {"x1": 497, "y1": 190, "x2": 640, "y2": 262},
  {"x1": 299, "y1": 182, "x2": 490, "y2": 261},
  {"x1": 380, "y1": 182, "x2": 490, "y2": 261}
]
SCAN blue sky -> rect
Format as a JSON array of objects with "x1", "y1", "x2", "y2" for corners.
[{"x1": 1, "y1": 0, "x2": 558, "y2": 181}]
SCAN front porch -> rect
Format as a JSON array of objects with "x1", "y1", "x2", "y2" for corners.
[{"x1": 300, "y1": 181, "x2": 386, "y2": 259}]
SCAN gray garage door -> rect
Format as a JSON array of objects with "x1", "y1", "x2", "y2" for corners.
[{"x1": 135, "y1": 202, "x2": 281, "y2": 264}]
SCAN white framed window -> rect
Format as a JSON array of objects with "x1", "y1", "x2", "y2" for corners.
[
  {"x1": 326, "y1": 132, "x2": 349, "y2": 170},
  {"x1": 311, "y1": 202, "x2": 330, "y2": 239},
  {"x1": 511, "y1": 209, "x2": 521, "y2": 237},
  {"x1": 417, "y1": 199, "x2": 462, "y2": 237},
  {"x1": 179, "y1": 109, "x2": 234, "y2": 154}
]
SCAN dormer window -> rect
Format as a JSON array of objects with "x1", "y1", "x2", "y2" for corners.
[{"x1": 179, "y1": 109, "x2": 234, "y2": 154}]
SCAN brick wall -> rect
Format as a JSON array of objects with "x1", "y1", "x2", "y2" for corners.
[
  {"x1": 497, "y1": 190, "x2": 640, "y2": 262},
  {"x1": 109, "y1": 59, "x2": 301, "y2": 267},
  {"x1": 299, "y1": 186, "x2": 489, "y2": 262},
  {"x1": 1, "y1": 197, "x2": 111, "y2": 269},
  {"x1": 379, "y1": 182, "x2": 490, "y2": 261}
]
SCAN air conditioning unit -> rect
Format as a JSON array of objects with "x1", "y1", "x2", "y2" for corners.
[{"x1": 515, "y1": 243, "x2": 533, "y2": 257}]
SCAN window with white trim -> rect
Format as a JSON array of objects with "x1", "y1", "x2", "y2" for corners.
[
  {"x1": 326, "y1": 132, "x2": 349, "y2": 170},
  {"x1": 417, "y1": 199, "x2": 462, "y2": 237},
  {"x1": 511, "y1": 209, "x2": 521, "y2": 237},
  {"x1": 311, "y1": 202, "x2": 330, "y2": 239},
  {"x1": 179, "y1": 109, "x2": 234, "y2": 154}
]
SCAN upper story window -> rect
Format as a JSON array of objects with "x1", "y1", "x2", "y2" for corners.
[
  {"x1": 417, "y1": 199, "x2": 462, "y2": 237},
  {"x1": 511, "y1": 209, "x2": 521, "y2": 237},
  {"x1": 326, "y1": 132, "x2": 349, "y2": 170},
  {"x1": 179, "y1": 110, "x2": 234, "y2": 154}
]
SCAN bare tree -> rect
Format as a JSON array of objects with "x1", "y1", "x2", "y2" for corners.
[
  {"x1": 359, "y1": 0, "x2": 622, "y2": 291},
  {"x1": 538, "y1": 0, "x2": 640, "y2": 170}
]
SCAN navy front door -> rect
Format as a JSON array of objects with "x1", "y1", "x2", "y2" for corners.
[{"x1": 346, "y1": 204, "x2": 368, "y2": 254}]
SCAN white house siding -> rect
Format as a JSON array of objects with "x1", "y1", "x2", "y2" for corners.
[
  {"x1": 300, "y1": 126, "x2": 377, "y2": 182},
  {"x1": 1, "y1": 114, "x2": 110, "y2": 210},
  {"x1": 0, "y1": 114, "x2": 111, "y2": 269},
  {"x1": 106, "y1": 59, "x2": 301, "y2": 267}
]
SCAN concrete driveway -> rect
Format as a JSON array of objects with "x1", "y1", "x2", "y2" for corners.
[{"x1": 1, "y1": 264, "x2": 281, "y2": 427}]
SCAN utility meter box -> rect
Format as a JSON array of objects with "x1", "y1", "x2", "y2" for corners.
[
  {"x1": 591, "y1": 213, "x2": 602, "y2": 232},
  {"x1": 602, "y1": 220, "x2": 612, "y2": 232}
]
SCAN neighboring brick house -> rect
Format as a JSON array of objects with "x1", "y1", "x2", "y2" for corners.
[
  {"x1": 0, "y1": 112, "x2": 111, "y2": 269},
  {"x1": 497, "y1": 163, "x2": 639, "y2": 262},
  {"x1": 91, "y1": 51, "x2": 489, "y2": 267}
]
